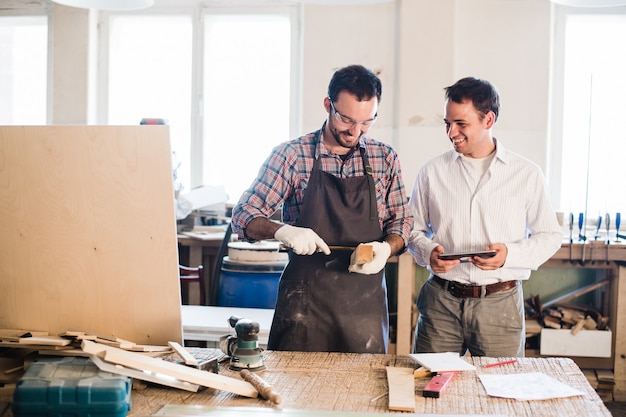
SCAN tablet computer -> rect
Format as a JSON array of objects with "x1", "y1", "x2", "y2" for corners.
[{"x1": 437, "y1": 250, "x2": 497, "y2": 261}]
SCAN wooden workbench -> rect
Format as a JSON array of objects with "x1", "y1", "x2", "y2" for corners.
[{"x1": 120, "y1": 350, "x2": 610, "y2": 416}]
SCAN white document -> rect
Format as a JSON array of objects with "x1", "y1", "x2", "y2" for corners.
[
  {"x1": 478, "y1": 372, "x2": 585, "y2": 401},
  {"x1": 408, "y1": 352, "x2": 476, "y2": 372}
]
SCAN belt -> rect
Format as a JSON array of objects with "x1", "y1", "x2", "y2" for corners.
[{"x1": 431, "y1": 275, "x2": 519, "y2": 298}]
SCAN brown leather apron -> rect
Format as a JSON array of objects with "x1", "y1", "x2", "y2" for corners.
[{"x1": 267, "y1": 144, "x2": 388, "y2": 353}]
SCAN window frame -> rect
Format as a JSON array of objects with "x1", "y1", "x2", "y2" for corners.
[
  {"x1": 0, "y1": 1, "x2": 51, "y2": 124},
  {"x1": 97, "y1": 2, "x2": 302, "y2": 190},
  {"x1": 547, "y1": 4, "x2": 626, "y2": 212}
]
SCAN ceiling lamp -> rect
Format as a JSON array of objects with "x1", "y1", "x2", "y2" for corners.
[
  {"x1": 51, "y1": 0, "x2": 154, "y2": 10},
  {"x1": 298, "y1": 0, "x2": 392, "y2": 3},
  {"x1": 550, "y1": 0, "x2": 626, "y2": 7}
]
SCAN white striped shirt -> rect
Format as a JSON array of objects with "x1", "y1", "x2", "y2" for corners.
[{"x1": 408, "y1": 139, "x2": 563, "y2": 285}]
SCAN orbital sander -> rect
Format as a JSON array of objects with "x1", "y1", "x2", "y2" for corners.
[{"x1": 219, "y1": 315, "x2": 265, "y2": 372}]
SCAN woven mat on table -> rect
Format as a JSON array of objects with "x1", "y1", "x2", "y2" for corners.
[{"x1": 414, "y1": 356, "x2": 611, "y2": 417}]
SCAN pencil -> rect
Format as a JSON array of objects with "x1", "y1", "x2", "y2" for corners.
[{"x1": 484, "y1": 359, "x2": 518, "y2": 368}]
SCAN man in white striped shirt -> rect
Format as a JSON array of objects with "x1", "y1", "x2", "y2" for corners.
[{"x1": 408, "y1": 77, "x2": 562, "y2": 357}]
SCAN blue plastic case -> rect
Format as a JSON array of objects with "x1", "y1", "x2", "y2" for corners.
[{"x1": 13, "y1": 356, "x2": 131, "y2": 417}]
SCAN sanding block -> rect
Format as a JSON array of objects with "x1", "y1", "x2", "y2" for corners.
[
  {"x1": 423, "y1": 371, "x2": 457, "y2": 398},
  {"x1": 354, "y1": 244, "x2": 374, "y2": 264},
  {"x1": 413, "y1": 366, "x2": 433, "y2": 379}
]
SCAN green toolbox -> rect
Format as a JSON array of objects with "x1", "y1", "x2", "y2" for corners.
[{"x1": 12, "y1": 356, "x2": 131, "y2": 417}]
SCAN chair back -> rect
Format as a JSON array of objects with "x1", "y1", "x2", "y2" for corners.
[{"x1": 179, "y1": 264, "x2": 205, "y2": 305}]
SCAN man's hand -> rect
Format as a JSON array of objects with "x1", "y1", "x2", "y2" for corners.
[
  {"x1": 348, "y1": 241, "x2": 391, "y2": 275},
  {"x1": 274, "y1": 224, "x2": 331, "y2": 255},
  {"x1": 430, "y1": 245, "x2": 460, "y2": 274},
  {"x1": 470, "y1": 243, "x2": 508, "y2": 270},
  {"x1": 431, "y1": 244, "x2": 508, "y2": 273}
]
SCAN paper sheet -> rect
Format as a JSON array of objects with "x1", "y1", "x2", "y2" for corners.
[
  {"x1": 478, "y1": 372, "x2": 585, "y2": 401},
  {"x1": 408, "y1": 352, "x2": 476, "y2": 372}
]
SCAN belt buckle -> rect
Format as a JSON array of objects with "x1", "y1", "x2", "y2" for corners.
[
  {"x1": 447, "y1": 281, "x2": 462, "y2": 298},
  {"x1": 447, "y1": 281, "x2": 480, "y2": 298}
]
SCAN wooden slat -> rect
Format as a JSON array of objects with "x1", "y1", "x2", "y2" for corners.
[
  {"x1": 18, "y1": 336, "x2": 70, "y2": 346},
  {"x1": 168, "y1": 341, "x2": 199, "y2": 367},
  {"x1": 89, "y1": 354, "x2": 199, "y2": 393},
  {"x1": 82, "y1": 341, "x2": 257, "y2": 398},
  {"x1": 386, "y1": 366, "x2": 415, "y2": 412},
  {"x1": 395, "y1": 252, "x2": 415, "y2": 354}
]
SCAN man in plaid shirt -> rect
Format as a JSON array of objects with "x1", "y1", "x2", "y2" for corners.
[{"x1": 231, "y1": 64, "x2": 413, "y2": 353}]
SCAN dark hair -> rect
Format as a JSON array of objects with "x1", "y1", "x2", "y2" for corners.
[
  {"x1": 444, "y1": 77, "x2": 500, "y2": 121},
  {"x1": 327, "y1": 65, "x2": 382, "y2": 103}
]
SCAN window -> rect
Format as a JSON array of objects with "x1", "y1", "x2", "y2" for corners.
[
  {"x1": 550, "y1": 9, "x2": 626, "y2": 230},
  {"x1": 103, "y1": 7, "x2": 297, "y2": 203},
  {"x1": 202, "y1": 13, "x2": 291, "y2": 203},
  {"x1": 106, "y1": 15, "x2": 193, "y2": 192},
  {"x1": 0, "y1": 16, "x2": 47, "y2": 124}
]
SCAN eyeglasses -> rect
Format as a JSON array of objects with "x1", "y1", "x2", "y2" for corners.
[{"x1": 329, "y1": 101, "x2": 377, "y2": 129}]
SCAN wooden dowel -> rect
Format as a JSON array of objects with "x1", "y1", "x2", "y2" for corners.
[{"x1": 240, "y1": 369, "x2": 282, "y2": 404}]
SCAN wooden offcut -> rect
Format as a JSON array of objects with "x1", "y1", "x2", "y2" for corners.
[
  {"x1": 82, "y1": 341, "x2": 257, "y2": 398},
  {"x1": 168, "y1": 341, "x2": 199, "y2": 367},
  {"x1": 386, "y1": 366, "x2": 415, "y2": 412},
  {"x1": 413, "y1": 366, "x2": 432, "y2": 379},
  {"x1": 17, "y1": 336, "x2": 71, "y2": 346},
  {"x1": 354, "y1": 244, "x2": 374, "y2": 264},
  {"x1": 89, "y1": 353, "x2": 200, "y2": 393}
]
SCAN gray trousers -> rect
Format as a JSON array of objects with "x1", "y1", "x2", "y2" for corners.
[{"x1": 413, "y1": 276, "x2": 525, "y2": 357}]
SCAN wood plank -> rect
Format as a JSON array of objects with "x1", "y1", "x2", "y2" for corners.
[
  {"x1": 82, "y1": 341, "x2": 257, "y2": 398},
  {"x1": 0, "y1": 126, "x2": 182, "y2": 345},
  {"x1": 596, "y1": 369, "x2": 615, "y2": 383},
  {"x1": 0, "y1": 329, "x2": 48, "y2": 340},
  {"x1": 89, "y1": 353, "x2": 200, "y2": 393},
  {"x1": 0, "y1": 342, "x2": 73, "y2": 350},
  {"x1": 168, "y1": 341, "x2": 199, "y2": 366},
  {"x1": 18, "y1": 336, "x2": 71, "y2": 346},
  {"x1": 386, "y1": 366, "x2": 415, "y2": 412},
  {"x1": 395, "y1": 252, "x2": 414, "y2": 355}
]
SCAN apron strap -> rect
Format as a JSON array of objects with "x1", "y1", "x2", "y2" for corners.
[
  {"x1": 359, "y1": 147, "x2": 378, "y2": 221},
  {"x1": 311, "y1": 134, "x2": 378, "y2": 223}
]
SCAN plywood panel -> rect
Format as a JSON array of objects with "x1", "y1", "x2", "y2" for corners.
[{"x1": 0, "y1": 126, "x2": 182, "y2": 345}]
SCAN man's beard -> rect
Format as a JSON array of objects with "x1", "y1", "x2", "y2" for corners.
[{"x1": 330, "y1": 123, "x2": 360, "y2": 150}]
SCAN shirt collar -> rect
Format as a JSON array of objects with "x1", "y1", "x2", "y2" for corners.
[
  {"x1": 493, "y1": 138, "x2": 509, "y2": 164},
  {"x1": 452, "y1": 137, "x2": 508, "y2": 164}
]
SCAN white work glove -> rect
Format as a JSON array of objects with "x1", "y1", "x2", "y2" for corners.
[
  {"x1": 348, "y1": 241, "x2": 391, "y2": 275},
  {"x1": 274, "y1": 224, "x2": 331, "y2": 256}
]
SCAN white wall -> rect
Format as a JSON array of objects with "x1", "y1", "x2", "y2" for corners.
[
  {"x1": 299, "y1": 0, "x2": 552, "y2": 195},
  {"x1": 50, "y1": 3, "x2": 96, "y2": 124}
]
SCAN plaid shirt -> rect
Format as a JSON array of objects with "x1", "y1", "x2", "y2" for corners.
[{"x1": 231, "y1": 126, "x2": 413, "y2": 246}]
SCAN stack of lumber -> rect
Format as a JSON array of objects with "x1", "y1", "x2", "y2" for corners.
[
  {"x1": 582, "y1": 368, "x2": 615, "y2": 401},
  {"x1": 0, "y1": 328, "x2": 255, "y2": 398},
  {"x1": 540, "y1": 304, "x2": 609, "y2": 333}
]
